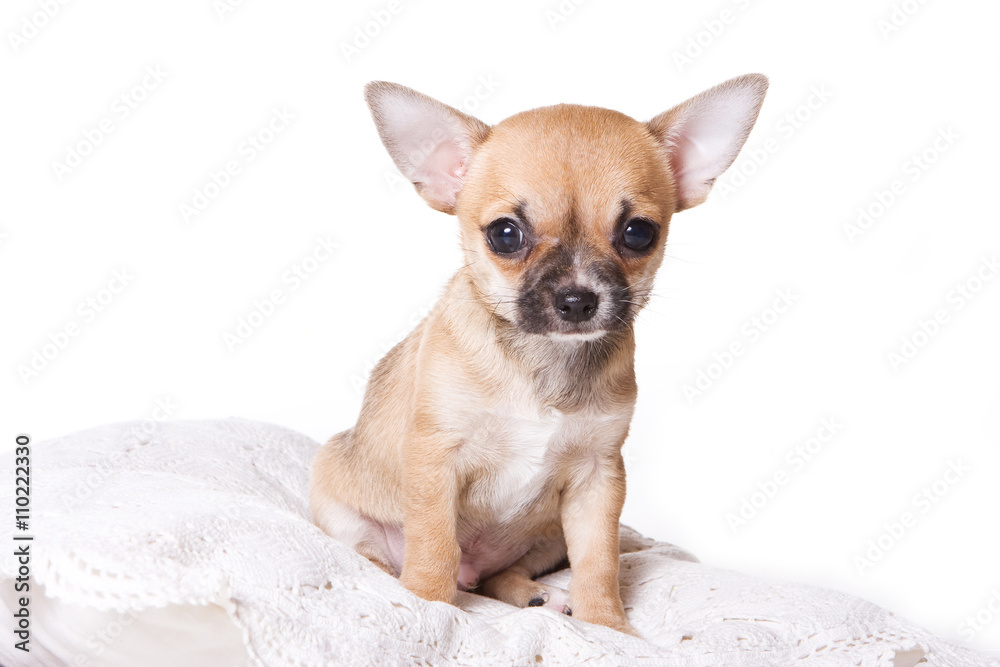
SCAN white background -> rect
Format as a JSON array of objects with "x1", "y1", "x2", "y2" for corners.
[{"x1": 2, "y1": 0, "x2": 998, "y2": 657}]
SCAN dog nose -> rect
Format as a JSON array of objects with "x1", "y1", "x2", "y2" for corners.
[{"x1": 554, "y1": 288, "x2": 598, "y2": 322}]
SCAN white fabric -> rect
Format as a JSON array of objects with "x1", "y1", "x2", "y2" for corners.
[
  {"x1": 1, "y1": 419, "x2": 995, "y2": 667},
  {"x1": 0, "y1": 590, "x2": 246, "y2": 667}
]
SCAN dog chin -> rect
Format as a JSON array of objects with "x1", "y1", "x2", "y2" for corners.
[{"x1": 545, "y1": 330, "x2": 607, "y2": 343}]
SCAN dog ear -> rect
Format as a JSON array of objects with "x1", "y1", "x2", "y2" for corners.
[
  {"x1": 365, "y1": 81, "x2": 490, "y2": 214},
  {"x1": 647, "y1": 74, "x2": 768, "y2": 212}
]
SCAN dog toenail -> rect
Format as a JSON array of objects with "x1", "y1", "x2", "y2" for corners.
[{"x1": 564, "y1": 607, "x2": 572, "y2": 616}]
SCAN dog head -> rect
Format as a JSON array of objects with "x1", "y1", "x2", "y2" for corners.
[{"x1": 365, "y1": 76, "x2": 767, "y2": 340}]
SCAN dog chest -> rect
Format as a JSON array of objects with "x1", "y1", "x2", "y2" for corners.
[{"x1": 459, "y1": 404, "x2": 626, "y2": 521}]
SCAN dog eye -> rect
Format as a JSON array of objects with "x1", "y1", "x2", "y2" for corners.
[
  {"x1": 622, "y1": 218, "x2": 656, "y2": 251},
  {"x1": 486, "y1": 218, "x2": 524, "y2": 254}
]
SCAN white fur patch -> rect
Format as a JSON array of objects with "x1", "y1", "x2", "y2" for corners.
[
  {"x1": 477, "y1": 407, "x2": 564, "y2": 525},
  {"x1": 546, "y1": 330, "x2": 607, "y2": 342},
  {"x1": 313, "y1": 498, "x2": 372, "y2": 551}
]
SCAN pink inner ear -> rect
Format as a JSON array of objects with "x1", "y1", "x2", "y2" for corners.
[
  {"x1": 670, "y1": 130, "x2": 728, "y2": 201},
  {"x1": 415, "y1": 139, "x2": 468, "y2": 208},
  {"x1": 672, "y1": 113, "x2": 742, "y2": 182},
  {"x1": 661, "y1": 85, "x2": 765, "y2": 209}
]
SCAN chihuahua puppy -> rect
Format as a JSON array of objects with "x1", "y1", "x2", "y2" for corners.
[{"x1": 311, "y1": 75, "x2": 767, "y2": 635}]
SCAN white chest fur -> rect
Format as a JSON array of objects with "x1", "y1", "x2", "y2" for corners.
[{"x1": 459, "y1": 403, "x2": 628, "y2": 525}]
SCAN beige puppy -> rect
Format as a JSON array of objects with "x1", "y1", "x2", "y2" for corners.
[{"x1": 311, "y1": 75, "x2": 767, "y2": 635}]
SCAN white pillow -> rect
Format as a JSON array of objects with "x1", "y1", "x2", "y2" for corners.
[{"x1": 1, "y1": 419, "x2": 992, "y2": 666}]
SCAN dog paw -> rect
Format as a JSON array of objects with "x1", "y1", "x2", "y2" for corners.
[
  {"x1": 613, "y1": 620, "x2": 640, "y2": 637},
  {"x1": 575, "y1": 610, "x2": 638, "y2": 636},
  {"x1": 526, "y1": 585, "x2": 572, "y2": 615},
  {"x1": 401, "y1": 573, "x2": 457, "y2": 604}
]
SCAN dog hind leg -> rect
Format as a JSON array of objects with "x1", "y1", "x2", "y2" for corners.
[{"x1": 478, "y1": 535, "x2": 571, "y2": 615}]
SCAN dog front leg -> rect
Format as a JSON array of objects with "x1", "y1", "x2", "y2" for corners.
[
  {"x1": 560, "y1": 451, "x2": 636, "y2": 636},
  {"x1": 399, "y1": 428, "x2": 462, "y2": 604}
]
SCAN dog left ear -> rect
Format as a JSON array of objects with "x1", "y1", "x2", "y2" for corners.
[
  {"x1": 647, "y1": 74, "x2": 768, "y2": 212},
  {"x1": 365, "y1": 81, "x2": 491, "y2": 214}
]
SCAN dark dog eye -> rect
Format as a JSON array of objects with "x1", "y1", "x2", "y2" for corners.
[
  {"x1": 622, "y1": 218, "x2": 656, "y2": 251},
  {"x1": 486, "y1": 218, "x2": 524, "y2": 254}
]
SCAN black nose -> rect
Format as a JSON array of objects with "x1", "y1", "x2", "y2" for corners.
[{"x1": 554, "y1": 288, "x2": 598, "y2": 322}]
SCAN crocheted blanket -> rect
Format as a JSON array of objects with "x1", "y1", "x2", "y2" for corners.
[{"x1": 1, "y1": 419, "x2": 994, "y2": 666}]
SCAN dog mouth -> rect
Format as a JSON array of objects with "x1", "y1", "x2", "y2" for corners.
[{"x1": 545, "y1": 329, "x2": 610, "y2": 342}]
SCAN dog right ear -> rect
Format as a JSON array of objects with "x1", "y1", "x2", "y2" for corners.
[{"x1": 365, "y1": 82, "x2": 490, "y2": 214}]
